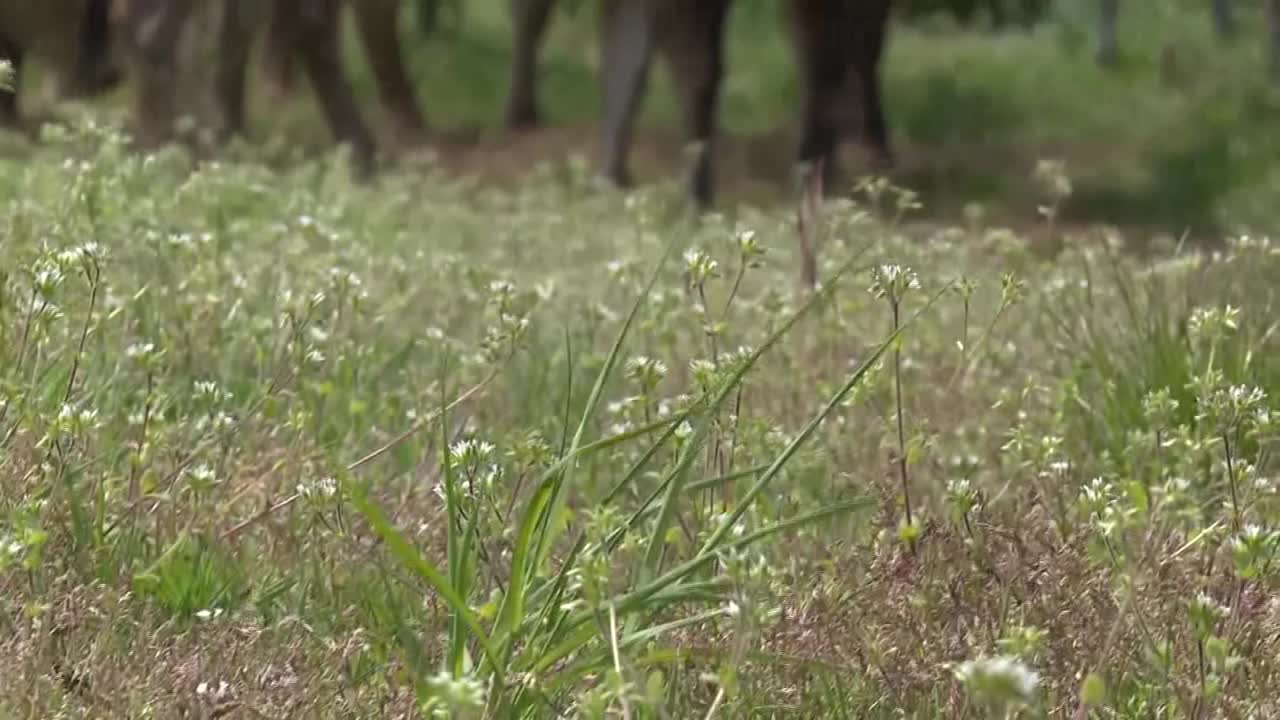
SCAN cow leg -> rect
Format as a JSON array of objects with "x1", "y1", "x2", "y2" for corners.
[
  {"x1": 1097, "y1": 0, "x2": 1119, "y2": 65},
  {"x1": 1210, "y1": 0, "x2": 1234, "y2": 39},
  {"x1": 851, "y1": 1, "x2": 893, "y2": 169},
  {"x1": 657, "y1": 0, "x2": 730, "y2": 208},
  {"x1": 505, "y1": 0, "x2": 557, "y2": 130},
  {"x1": 214, "y1": 0, "x2": 253, "y2": 140},
  {"x1": 1269, "y1": 0, "x2": 1280, "y2": 83},
  {"x1": 598, "y1": 0, "x2": 658, "y2": 188},
  {"x1": 121, "y1": 0, "x2": 196, "y2": 147},
  {"x1": 260, "y1": 0, "x2": 297, "y2": 99},
  {"x1": 351, "y1": 0, "x2": 430, "y2": 146},
  {"x1": 282, "y1": 0, "x2": 377, "y2": 176},
  {"x1": 789, "y1": 1, "x2": 851, "y2": 189},
  {"x1": 76, "y1": 0, "x2": 120, "y2": 96},
  {"x1": 0, "y1": 43, "x2": 21, "y2": 125}
]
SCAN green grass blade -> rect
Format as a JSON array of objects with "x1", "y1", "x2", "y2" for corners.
[
  {"x1": 528, "y1": 497, "x2": 872, "y2": 675},
  {"x1": 641, "y1": 249, "x2": 873, "y2": 578},
  {"x1": 345, "y1": 479, "x2": 502, "y2": 686},
  {"x1": 700, "y1": 284, "x2": 950, "y2": 555},
  {"x1": 493, "y1": 234, "x2": 676, "y2": 661}
]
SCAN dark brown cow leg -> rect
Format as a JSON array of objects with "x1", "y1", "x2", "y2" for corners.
[
  {"x1": 121, "y1": 0, "x2": 196, "y2": 147},
  {"x1": 260, "y1": 0, "x2": 296, "y2": 98},
  {"x1": 282, "y1": 0, "x2": 377, "y2": 176},
  {"x1": 504, "y1": 0, "x2": 557, "y2": 130},
  {"x1": 788, "y1": 0, "x2": 849, "y2": 189},
  {"x1": 76, "y1": 0, "x2": 119, "y2": 96},
  {"x1": 658, "y1": 0, "x2": 731, "y2": 208},
  {"x1": 598, "y1": 0, "x2": 658, "y2": 188},
  {"x1": 351, "y1": 0, "x2": 430, "y2": 146},
  {"x1": 851, "y1": 0, "x2": 893, "y2": 169},
  {"x1": 214, "y1": 0, "x2": 253, "y2": 140}
]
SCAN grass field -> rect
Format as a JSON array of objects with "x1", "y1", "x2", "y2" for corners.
[{"x1": 2, "y1": 2, "x2": 1280, "y2": 718}]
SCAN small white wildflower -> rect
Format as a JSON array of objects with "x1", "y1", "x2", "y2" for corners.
[
  {"x1": 735, "y1": 226, "x2": 760, "y2": 255},
  {"x1": 683, "y1": 248, "x2": 719, "y2": 283},
  {"x1": 186, "y1": 464, "x2": 219, "y2": 491},
  {"x1": 125, "y1": 342, "x2": 156, "y2": 360},
  {"x1": 421, "y1": 671, "x2": 486, "y2": 717},
  {"x1": 450, "y1": 438, "x2": 497, "y2": 468},
  {"x1": 868, "y1": 263, "x2": 921, "y2": 302},
  {"x1": 689, "y1": 358, "x2": 717, "y2": 386},
  {"x1": 954, "y1": 654, "x2": 1040, "y2": 706},
  {"x1": 56, "y1": 247, "x2": 87, "y2": 266},
  {"x1": 298, "y1": 476, "x2": 338, "y2": 500},
  {"x1": 195, "y1": 680, "x2": 230, "y2": 699},
  {"x1": 32, "y1": 262, "x2": 65, "y2": 297},
  {"x1": 675, "y1": 421, "x2": 694, "y2": 441}
]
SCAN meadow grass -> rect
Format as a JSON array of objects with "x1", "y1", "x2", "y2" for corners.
[{"x1": 1, "y1": 4, "x2": 1280, "y2": 718}]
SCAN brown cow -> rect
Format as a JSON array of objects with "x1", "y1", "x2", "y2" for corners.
[
  {"x1": 0, "y1": 0, "x2": 118, "y2": 126},
  {"x1": 505, "y1": 0, "x2": 557, "y2": 130},
  {"x1": 115, "y1": 0, "x2": 425, "y2": 176},
  {"x1": 507, "y1": 0, "x2": 893, "y2": 207},
  {"x1": 595, "y1": 0, "x2": 732, "y2": 207},
  {"x1": 256, "y1": 0, "x2": 429, "y2": 147},
  {"x1": 788, "y1": 0, "x2": 894, "y2": 186}
]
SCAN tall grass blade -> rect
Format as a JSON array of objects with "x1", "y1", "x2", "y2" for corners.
[{"x1": 345, "y1": 480, "x2": 502, "y2": 684}]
